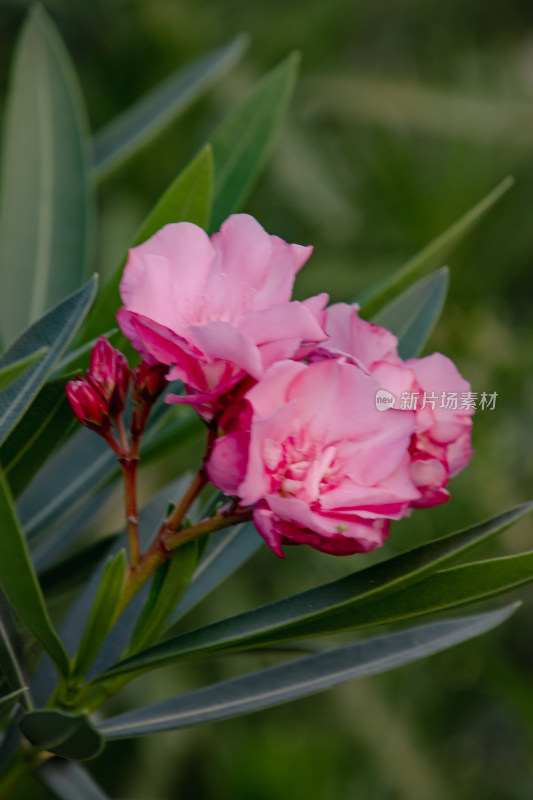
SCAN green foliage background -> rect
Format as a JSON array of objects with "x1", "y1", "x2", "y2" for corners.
[{"x1": 2, "y1": 0, "x2": 533, "y2": 797}]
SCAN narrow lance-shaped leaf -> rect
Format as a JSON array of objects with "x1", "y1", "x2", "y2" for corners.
[
  {"x1": 0, "y1": 689, "x2": 28, "y2": 719},
  {"x1": 1, "y1": 376, "x2": 76, "y2": 498},
  {"x1": 128, "y1": 541, "x2": 200, "y2": 654},
  {"x1": 0, "y1": 5, "x2": 92, "y2": 347},
  {"x1": 37, "y1": 761, "x2": 113, "y2": 800},
  {"x1": 0, "y1": 276, "x2": 98, "y2": 447},
  {"x1": 82, "y1": 146, "x2": 213, "y2": 345},
  {"x1": 169, "y1": 522, "x2": 264, "y2": 624},
  {"x1": 209, "y1": 52, "x2": 299, "y2": 231},
  {"x1": 97, "y1": 605, "x2": 517, "y2": 738},
  {"x1": 0, "y1": 603, "x2": 30, "y2": 709},
  {"x1": 359, "y1": 176, "x2": 513, "y2": 318},
  {"x1": 0, "y1": 467, "x2": 69, "y2": 677},
  {"x1": 372, "y1": 267, "x2": 449, "y2": 359},
  {"x1": 71, "y1": 550, "x2": 127, "y2": 679},
  {"x1": 92, "y1": 36, "x2": 247, "y2": 180},
  {"x1": 0, "y1": 348, "x2": 47, "y2": 393},
  {"x1": 103, "y1": 503, "x2": 532, "y2": 679}
]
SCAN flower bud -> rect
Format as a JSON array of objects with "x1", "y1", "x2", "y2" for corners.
[
  {"x1": 66, "y1": 378, "x2": 112, "y2": 434},
  {"x1": 131, "y1": 362, "x2": 168, "y2": 405},
  {"x1": 87, "y1": 336, "x2": 130, "y2": 415}
]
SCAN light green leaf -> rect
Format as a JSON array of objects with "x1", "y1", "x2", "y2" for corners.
[
  {"x1": 72, "y1": 550, "x2": 126, "y2": 679},
  {"x1": 372, "y1": 267, "x2": 449, "y2": 359},
  {"x1": 128, "y1": 542, "x2": 200, "y2": 654},
  {"x1": 19, "y1": 709, "x2": 104, "y2": 761},
  {"x1": 97, "y1": 605, "x2": 516, "y2": 738},
  {"x1": 82, "y1": 146, "x2": 213, "y2": 345},
  {"x1": 103, "y1": 503, "x2": 532, "y2": 678},
  {"x1": 0, "y1": 276, "x2": 97, "y2": 447},
  {"x1": 359, "y1": 176, "x2": 513, "y2": 318},
  {"x1": 1, "y1": 377, "x2": 75, "y2": 498},
  {"x1": 0, "y1": 349, "x2": 47, "y2": 393},
  {"x1": 0, "y1": 5, "x2": 92, "y2": 347},
  {"x1": 209, "y1": 53, "x2": 299, "y2": 231},
  {"x1": 92, "y1": 36, "x2": 247, "y2": 181},
  {"x1": 0, "y1": 467, "x2": 69, "y2": 677}
]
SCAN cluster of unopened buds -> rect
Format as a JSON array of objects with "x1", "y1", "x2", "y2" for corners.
[{"x1": 67, "y1": 213, "x2": 474, "y2": 592}]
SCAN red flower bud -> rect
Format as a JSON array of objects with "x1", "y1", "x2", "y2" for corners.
[
  {"x1": 87, "y1": 336, "x2": 130, "y2": 415},
  {"x1": 131, "y1": 362, "x2": 168, "y2": 405},
  {"x1": 66, "y1": 378, "x2": 112, "y2": 434}
]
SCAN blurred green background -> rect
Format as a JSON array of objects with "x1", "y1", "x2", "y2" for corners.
[{"x1": 3, "y1": 0, "x2": 533, "y2": 797}]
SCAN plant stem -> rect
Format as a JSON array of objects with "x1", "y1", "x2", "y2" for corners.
[
  {"x1": 111, "y1": 507, "x2": 253, "y2": 624},
  {"x1": 119, "y1": 454, "x2": 141, "y2": 567},
  {"x1": 0, "y1": 748, "x2": 51, "y2": 799}
]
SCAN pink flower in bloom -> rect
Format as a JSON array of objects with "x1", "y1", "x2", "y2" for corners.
[
  {"x1": 309, "y1": 303, "x2": 474, "y2": 507},
  {"x1": 117, "y1": 214, "x2": 328, "y2": 419},
  {"x1": 207, "y1": 359, "x2": 421, "y2": 557}
]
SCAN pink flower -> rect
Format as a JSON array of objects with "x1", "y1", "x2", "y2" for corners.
[
  {"x1": 207, "y1": 359, "x2": 421, "y2": 557},
  {"x1": 117, "y1": 214, "x2": 328, "y2": 419},
  {"x1": 310, "y1": 303, "x2": 474, "y2": 507}
]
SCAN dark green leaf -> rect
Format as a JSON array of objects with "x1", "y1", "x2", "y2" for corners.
[
  {"x1": 0, "y1": 688, "x2": 28, "y2": 718},
  {"x1": 92, "y1": 36, "x2": 247, "y2": 180},
  {"x1": 0, "y1": 276, "x2": 98, "y2": 447},
  {"x1": 0, "y1": 5, "x2": 92, "y2": 346},
  {"x1": 360, "y1": 177, "x2": 513, "y2": 318},
  {"x1": 37, "y1": 761, "x2": 112, "y2": 800},
  {"x1": 97, "y1": 605, "x2": 517, "y2": 738},
  {"x1": 372, "y1": 267, "x2": 449, "y2": 359},
  {"x1": 128, "y1": 542, "x2": 200, "y2": 654},
  {"x1": 106, "y1": 503, "x2": 532, "y2": 677},
  {"x1": 1, "y1": 376, "x2": 75, "y2": 498},
  {"x1": 0, "y1": 349, "x2": 47, "y2": 393},
  {"x1": 82, "y1": 146, "x2": 213, "y2": 345},
  {"x1": 227, "y1": 551, "x2": 533, "y2": 643},
  {"x1": 0, "y1": 467, "x2": 69, "y2": 677},
  {"x1": 169, "y1": 522, "x2": 264, "y2": 625},
  {"x1": 0, "y1": 604, "x2": 30, "y2": 709},
  {"x1": 209, "y1": 53, "x2": 299, "y2": 231},
  {"x1": 72, "y1": 551, "x2": 127, "y2": 679},
  {"x1": 19, "y1": 709, "x2": 104, "y2": 761}
]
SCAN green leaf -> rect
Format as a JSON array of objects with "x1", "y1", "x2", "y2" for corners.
[
  {"x1": 372, "y1": 267, "x2": 449, "y2": 359},
  {"x1": 82, "y1": 146, "x2": 213, "y2": 345},
  {"x1": 296, "y1": 551, "x2": 533, "y2": 633},
  {"x1": 0, "y1": 349, "x2": 47, "y2": 393},
  {"x1": 0, "y1": 5, "x2": 92, "y2": 347},
  {"x1": 0, "y1": 688, "x2": 28, "y2": 718},
  {"x1": 168, "y1": 522, "x2": 264, "y2": 624},
  {"x1": 37, "y1": 761, "x2": 112, "y2": 800},
  {"x1": 72, "y1": 550, "x2": 126, "y2": 679},
  {"x1": 128, "y1": 542, "x2": 200, "y2": 654},
  {"x1": 209, "y1": 52, "x2": 299, "y2": 231},
  {"x1": 0, "y1": 466, "x2": 69, "y2": 677},
  {"x1": 97, "y1": 604, "x2": 517, "y2": 738},
  {"x1": 359, "y1": 176, "x2": 513, "y2": 318},
  {"x1": 104, "y1": 503, "x2": 532, "y2": 678},
  {"x1": 0, "y1": 605, "x2": 30, "y2": 709},
  {"x1": 19, "y1": 709, "x2": 104, "y2": 761},
  {"x1": 1, "y1": 376, "x2": 75, "y2": 498},
  {"x1": 92, "y1": 36, "x2": 247, "y2": 181},
  {"x1": 0, "y1": 276, "x2": 98, "y2": 447}
]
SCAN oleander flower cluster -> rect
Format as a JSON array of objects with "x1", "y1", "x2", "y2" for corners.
[{"x1": 70, "y1": 213, "x2": 474, "y2": 558}]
